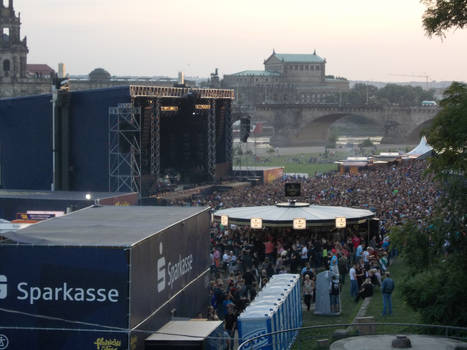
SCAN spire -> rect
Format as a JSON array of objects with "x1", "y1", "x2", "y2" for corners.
[
  {"x1": 272, "y1": 48, "x2": 276, "y2": 55},
  {"x1": 313, "y1": 49, "x2": 316, "y2": 55}
]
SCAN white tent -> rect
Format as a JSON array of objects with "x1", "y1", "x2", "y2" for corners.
[{"x1": 405, "y1": 136, "x2": 433, "y2": 159}]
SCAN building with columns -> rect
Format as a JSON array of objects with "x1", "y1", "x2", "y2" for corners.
[{"x1": 222, "y1": 50, "x2": 349, "y2": 106}]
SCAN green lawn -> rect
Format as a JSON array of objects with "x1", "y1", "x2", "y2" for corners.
[
  {"x1": 364, "y1": 258, "x2": 422, "y2": 335},
  {"x1": 291, "y1": 260, "x2": 423, "y2": 349},
  {"x1": 234, "y1": 154, "x2": 339, "y2": 176},
  {"x1": 292, "y1": 281, "x2": 363, "y2": 349}
]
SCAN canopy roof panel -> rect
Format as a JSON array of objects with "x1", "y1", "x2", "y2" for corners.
[{"x1": 214, "y1": 204, "x2": 374, "y2": 227}]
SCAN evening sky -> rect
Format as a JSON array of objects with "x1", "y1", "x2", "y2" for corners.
[{"x1": 15, "y1": 0, "x2": 467, "y2": 82}]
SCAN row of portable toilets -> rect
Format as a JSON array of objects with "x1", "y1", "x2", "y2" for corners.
[{"x1": 238, "y1": 274, "x2": 302, "y2": 350}]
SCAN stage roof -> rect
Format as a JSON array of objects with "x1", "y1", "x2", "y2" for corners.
[
  {"x1": 1, "y1": 205, "x2": 209, "y2": 247},
  {"x1": 0, "y1": 189, "x2": 134, "y2": 201},
  {"x1": 214, "y1": 204, "x2": 374, "y2": 228},
  {"x1": 233, "y1": 166, "x2": 284, "y2": 171}
]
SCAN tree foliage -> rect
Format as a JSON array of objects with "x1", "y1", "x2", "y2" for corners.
[
  {"x1": 341, "y1": 83, "x2": 435, "y2": 107},
  {"x1": 359, "y1": 138, "x2": 375, "y2": 148},
  {"x1": 390, "y1": 82, "x2": 467, "y2": 327},
  {"x1": 422, "y1": 0, "x2": 467, "y2": 37},
  {"x1": 376, "y1": 84, "x2": 435, "y2": 106},
  {"x1": 426, "y1": 82, "x2": 467, "y2": 177}
]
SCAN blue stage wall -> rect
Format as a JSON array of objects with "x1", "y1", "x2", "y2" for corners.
[{"x1": 0, "y1": 87, "x2": 131, "y2": 192}]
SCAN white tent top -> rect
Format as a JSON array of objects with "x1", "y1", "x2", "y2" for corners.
[
  {"x1": 406, "y1": 136, "x2": 433, "y2": 158},
  {"x1": 214, "y1": 203, "x2": 374, "y2": 228}
]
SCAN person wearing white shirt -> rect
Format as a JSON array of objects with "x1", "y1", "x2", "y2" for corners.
[{"x1": 349, "y1": 264, "x2": 358, "y2": 298}]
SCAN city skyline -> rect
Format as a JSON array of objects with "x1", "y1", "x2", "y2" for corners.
[{"x1": 15, "y1": 0, "x2": 467, "y2": 82}]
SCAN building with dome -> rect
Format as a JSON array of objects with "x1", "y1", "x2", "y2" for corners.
[{"x1": 222, "y1": 50, "x2": 349, "y2": 106}]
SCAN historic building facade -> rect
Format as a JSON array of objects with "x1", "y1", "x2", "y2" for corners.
[
  {"x1": 222, "y1": 50, "x2": 349, "y2": 106},
  {"x1": 0, "y1": 0, "x2": 53, "y2": 97}
]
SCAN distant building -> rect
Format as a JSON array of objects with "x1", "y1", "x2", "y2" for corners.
[
  {"x1": 26, "y1": 64, "x2": 55, "y2": 79},
  {"x1": 0, "y1": 2, "x2": 195, "y2": 98},
  {"x1": 223, "y1": 50, "x2": 349, "y2": 106},
  {"x1": 0, "y1": 1, "x2": 54, "y2": 97}
]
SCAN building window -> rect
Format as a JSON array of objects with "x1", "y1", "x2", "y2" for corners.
[
  {"x1": 316, "y1": 65, "x2": 320, "y2": 71},
  {"x1": 2, "y1": 27, "x2": 9, "y2": 42},
  {"x1": 3, "y1": 59, "x2": 10, "y2": 72},
  {"x1": 305, "y1": 65, "x2": 309, "y2": 70}
]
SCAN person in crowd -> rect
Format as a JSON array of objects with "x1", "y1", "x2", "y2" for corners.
[
  {"x1": 355, "y1": 277, "x2": 373, "y2": 302},
  {"x1": 214, "y1": 280, "x2": 226, "y2": 320},
  {"x1": 381, "y1": 271, "x2": 395, "y2": 316},
  {"x1": 303, "y1": 274, "x2": 314, "y2": 311},
  {"x1": 300, "y1": 243, "x2": 309, "y2": 268},
  {"x1": 207, "y1": 305, "x2": 219, "y2": 320},
  {"x1": 329, "y1": 274, "x2": 341, "y2": 313},
  {"x1": 349, "y1": 263, "x2": 358, "y2": 298},
  {"x1": 355, "y1": 242, "x2": 364, "y2": 263},
  {"x1": 224, "y1": 304, "x2": 237, "y2": 350},
  {"x1": 264, "y1": 237, "x2": 274, "y2": 262},
  {"x1": 301, "y1": 262, "x2": 314, "y2": 280},
  {"x1": 356, "y1": 259, "x2": 366, "y2": 287},
  {"x1": 338, "y1": 253, "x2": 348, "y2": 285},
  {"x1": 379, "y1": 252, "x2": 389, "y2": 272},
  {"x1": 330, "y1": 251, "x2": 339, "y2": 276}
]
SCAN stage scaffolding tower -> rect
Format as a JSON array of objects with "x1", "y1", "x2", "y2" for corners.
[
  {"x1": 207, "y1": 99, "x2": 216, "y2": 179},
  {"x1": 108, "y1": 103, "x2": 142, "y2": 194}
]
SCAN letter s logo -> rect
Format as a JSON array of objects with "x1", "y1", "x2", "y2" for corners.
[
  {"x1": 157, "y1": 243, "x2": 166, "y2": 293},
  {"x1": 0, "y1": 275, "x2": 7, "y2": 299}
]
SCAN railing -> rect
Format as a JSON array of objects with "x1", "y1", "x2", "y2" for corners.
[{"x1": 237, "y1": 323, "x2": 467, "y2": 350}]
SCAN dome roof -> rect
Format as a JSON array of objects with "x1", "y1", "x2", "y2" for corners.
[{"x1": 89, "y1": 68, "x2": 111, "y2": 81}]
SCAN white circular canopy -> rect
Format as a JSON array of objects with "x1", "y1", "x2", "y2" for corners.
[{"x1": 214, "y1": 203, "x2": 374, "y2": 228}]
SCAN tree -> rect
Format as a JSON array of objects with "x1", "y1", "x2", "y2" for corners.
[
  {"x1": 422, "y1": 0, "x2": 467, "y2": 37},
  {"x1": 342, "y1": 83, "x2": 378, "y2": 105},
  {"x1": 359, "y1": 138, "x2": 374, "y2": 148},
  {"x1": 390, "y1": 82, "x2": 467, "y2": 327},
  {"x1": 376, "y1": 84, "x2": 435, "y2": 106},
  {"x1": 425, "y1": 82, "x2": 467, "y2": 177}
]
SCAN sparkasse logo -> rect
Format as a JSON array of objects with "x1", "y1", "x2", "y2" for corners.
[
  {"x1": 156, "y1": 242, "x2": 194, "y2": 293},
  {"x1": 0, "y1": 334, "x2": 9, "y2": 350},
  {"x1": 0, "y1": 275, "x2": 7, "y2": 299},
  {"x1": 156, "y1": 243, "x2": 166, "y2": 292}
]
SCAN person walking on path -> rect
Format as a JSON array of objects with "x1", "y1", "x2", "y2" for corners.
[
  {"x1": 303, "y1": 274, "x2": 314, "y2": 311},
  {"x1": 381, "y1": 271, "x2": 395, "y2": 316}
]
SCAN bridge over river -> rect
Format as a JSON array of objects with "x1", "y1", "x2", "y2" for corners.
[{"x1": 234, "y1": 104, "x2": 439, "y2": 146}]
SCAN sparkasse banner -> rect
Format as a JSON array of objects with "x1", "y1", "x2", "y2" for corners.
[
  {"x1": 0, "y1": 245, "x2": 129, "y2": 334},
  {"x1": 129, "y1": 209, "x2": 211, "y2": 328}
]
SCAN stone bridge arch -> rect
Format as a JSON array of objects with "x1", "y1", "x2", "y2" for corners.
[
  {"x1": 290, "y1": 112, "x2": 383, "y2": 146},
  {"x1": 406, "y1": 118, "x2": 435, "y2": 143},
  {"x1": 251, "y1": 104, "x2": 438, "y2": 146}
]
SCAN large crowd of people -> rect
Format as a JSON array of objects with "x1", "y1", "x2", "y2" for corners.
[{"x1": 174, "y1": 160, "x2": 438, "y2": 343}]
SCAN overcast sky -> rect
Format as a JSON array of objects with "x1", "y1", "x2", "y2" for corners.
[{"x1": 14, "y1": 0, "x2": 467, "y2": 82}]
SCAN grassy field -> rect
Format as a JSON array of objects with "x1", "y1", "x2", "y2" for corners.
[
  {"x1": 291, "y1": 281, "x2": 363, "y2": 350},
  {"x1": 290, "y1": 259, "x2": 423, "y2": 349},
  {"x1": 234, "y1": 153, "x2": 339, "y2": 176},
  {"x1": 364, "y1": 258, "x2": 422, "y2": 335}
]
